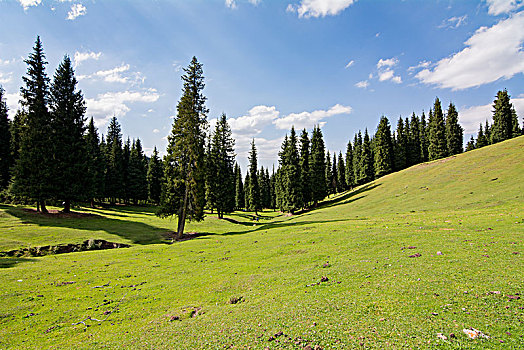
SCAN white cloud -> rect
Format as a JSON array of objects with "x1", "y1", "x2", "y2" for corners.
[
  {"x1": 0, "y1": 59, "x2": 16, "y2": 66},
  {"x1": 67, "y1": 4, "x2": 86, "y2": 20},
  {"x1": 416, "y1": 12, "x2": 524, "y2": 90},
  {"x1": 0, "y1": 72, "x2": 12, "y2": 84},
  {"x1": 459, "y1": 97, "x2": 524, "y2": 133},
  {"x1": 5, "y1": 92, "x2": 21, "y2": 119},
  {"x1": 18, "y1": 0, "x2": 41, "y2": 10},
  {"x1": 345, "y1": 60, "x2": 354, "y2": 69},
  {"x1": 355, "y1": 80, "x2": 369, "y2": 88},
  {"x1": 172, "y1": 61, "x2": 183, "y2": 72},
  {"x1": 153, "y1": 128, "x2": 160, "y2": 133},
  {"x1": 376, "y1": 58, "x2": 402, "y2": 84},
  {"x1": 377, "y1": 58, "x2": 398, "y2": 69},
  {"x1": 225, "y1": 0, "x2": 237, "y2": 9},
  {"x1": 485, "y1": 0, "x2": 524, "y2": 15},
  {"x1": 287, "y1": 0, "x2": 357, "y2": 18},
  {"x1": 86, "y1": 89, "x2": 160, "y2": 126},
  {"x1": 274, "y1": 104, "x2": 352, "y2": 130},
  {"x1": 228, "y1": 105, "x2": 280, "y2": 135},
  {"x1": 94, "y1": 64, "x2": 130, "y2": 83},
  {"x1": 73, "y1": 51, "x2": 101, "y2": 67},
  {"x1": 408, "y1": 60, "x2": 431, "y2": 72},
  {"x1": 439, "y1": 15, "x2": 468, "y2": 29}
]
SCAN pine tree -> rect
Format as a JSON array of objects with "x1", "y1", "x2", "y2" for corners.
[
  {"x1": 247, "y1": 139, "x2": 261, "y2": 214},
  {"x1": 491, "y1": 89, "x2": 513, "y2": 143},
  {"x1": 146, "y1": 146, "x2": 163, "y2": 204},
  {"x1": 374, "y1": 116, "x2": 393, "y2": 178},
  {"x1": 105, "y1": 117, "x2": 124, "y2": 204},
  {"x1": 269, "y1": 166, "x2": 276, "y2": 210},
  {"x1": 345, "y1": 140, "x2": 354, "y2": 189},
  {"x1": 234, "y1": 163, "x2": 244, "y2": 210},
  {"x1": 85, "y1": 117, "x2": 104, "y2": 207},
  {"x1": 353, "y1": 132, "x2": 362, "y2": 185},
  {"x1": 157, "y1": 57, "x2": 208, "y2": 239},
  {"x1": 207, "y1": 113, "x2": 236, "y2": 218},
  {"x1": 409, "y1": 113, "x2": 421, "y2": 165},
  {"x1": 259, "y1": 167, "x2": 270, "y2": 210},
  {"x1": 310, "y1": 125, "x2": 327, "y2": 205},
  {"x1": 465, "y1": 136, "x2": 476, "y2": 152},
  {"x1": 420, "y1": 111, "x2": 429, "y2": 162},
  {"x1": 0, "y1": 86, "x2": 10, "y2": 190},
  {"x1": 12, "y1": 36, "x2": 53, "y2": 212},
  {"x1": 10, "y1": 110, "x2": 26, "y2": 166},
  {"x1": 511, "y1": 107, "x2": 520, "y2": 137},
  {"x1": 428, "y1": 98, "x2": 447, "y2": 160},
  {"x1": 244, "y1": 173, "x2": 250, "y2": 209},
  {"x1": 484, "y1": 120, "x2": 491, "y2": 144},
  {"x1": 359, "y1": 129, "x2": 374, "y2": 183},
  {"x1": 325, "y1": 151, "x2": 333, "y2": 196},
  {"x1": 278, "y1": 128, "x2": 302, "y2": 213},
  {"x1": 49, "y1": 55, "x2": 87, "y2": 212},
  {"x1": 299, "y1": 129, "x2": 311, "y2": 208},
  {"x1": 128, "y1": 139, "x2": 148, "y2": 204},
  {"x1": 445, "y1": 102, "x2": 463, "y2": 155},
  {"x1": 394, "y1": 118, "x2": 407, "y2": 170},
  {"x1": 122, "y1": 138, "x2": 131, "y2": 203},
  {"x1": 337, "y1": 152, "x2": 346, "y2": 192},
  {"x1": 475, "y1": 123, "x2": 488, "y2": 148}
]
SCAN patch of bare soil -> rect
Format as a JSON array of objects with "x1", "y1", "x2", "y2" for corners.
[{"x1": 162, "y1": 231, "x2": 205, "y2": 242}]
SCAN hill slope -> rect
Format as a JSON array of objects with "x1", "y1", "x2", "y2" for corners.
[{"x1": 0, "y1": 136, "x2": 523, "y2": 349}]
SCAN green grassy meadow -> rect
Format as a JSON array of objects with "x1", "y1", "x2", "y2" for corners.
[{"x1": 1, "y1": 136, "x2": 523, "y2": 349}]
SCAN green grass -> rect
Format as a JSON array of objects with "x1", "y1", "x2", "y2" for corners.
[{"x1": 0, "y1": 136, "x2": 523, "y2": 349}]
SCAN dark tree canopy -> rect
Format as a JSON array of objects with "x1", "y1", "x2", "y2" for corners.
[{"x1": 0, "y1": 86, "x2": 10, "y2": 190}]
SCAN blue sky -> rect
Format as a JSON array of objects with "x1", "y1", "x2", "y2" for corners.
[{"x1": 1, "y1": 0, "x2": 523, "y2": 171}]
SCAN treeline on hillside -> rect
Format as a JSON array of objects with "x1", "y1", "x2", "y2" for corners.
[{"x1": 0, "y1": 37, "x2": 522, "y2": 236}]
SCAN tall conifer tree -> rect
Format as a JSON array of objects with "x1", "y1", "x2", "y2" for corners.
[
  {"x1": 234, "y1": 163, "x2": 244, "y2": 210},
  {"x1": 146, "y1": 146, "x2": 163, "y2": 204},
  {"x1": 128, "y1": 139, "x2": 148, "y2": 204},
  {"x1": 299, "y1": 129, "x2": 311, "y2": 208},
  {"x1": 310, "y1": 126, "x2": 327, "y2": 205},
  {"x1": 420, "y1": 111, "x2": 429, "y2": 162},
  {"x1": 428, "y1": 98, "x2": 447, "y2": 160},
  {"x1": 374, "y1": 116, "x2": 393, "y2": 178},
  {"x1": 105, "y1": 117, "x2": 124, "y2": 203},
  {"x1": 85, "y1": 117, "x2": 104, "y2": 207},
  {"x1": 394, "y1": 118, "x2": 407, "y2": 170},
  {"x1": 247, "y1": 139, "x2": 261, "y2": 214},
  {"x1": 475, "y1": 123, "x2": 488, "y2": 148},
  {"x1": 445, "y1": 102, "x2": 463, "y2": 155},
  {"x1": 345, "y1": 140, "x2": 354, "y2": 189},
  {"x1": 409, "y1": 113, "x2": 421, "y2": 166},
  {"x1": 325, "y1": 151, "x2": 333, "y2": 196},
  {"x1": 158, "y1": 57, "x2": 208, "y2": 239},
  {"x1": 0, "y1": 87, "x2": 10, "y2": 190},
  {"x1": 491, "y1": 89, "x2": 514, "y2": 143},
  {"x1": 337, "y1": 152, "x2": 346, "y2": 192}
]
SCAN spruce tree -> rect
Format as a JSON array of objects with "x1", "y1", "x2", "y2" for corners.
[
  {"x1": 491, "y1": 89, "x2": 513, "y2": 143},
  {"x1": 394, "y1": 118, "x2": 407, "y2": 170},
  {"x1": 445, "y1": 102, "x2": 463, "y2": 155},
  {"x1": 105, "y1": 117, "x2": 124, "y2": 204},
  {"x1": 128, "y1": 139, "x2": 148, "y2": 204},
  {"x1": 146, "y1": 146, "x2": 163, "y2": 204},
  {"x1": 269, "y1": 166, "x2": 276, "y2": 210},
  {"x1": 511, "y1": 107, "x2": 520, "y2": 137},
  {"x1": 374, "y1": 116, "x2": 393, "y2": 178},
  {"x1": 325, "y1": 151, "x2": 333, "y2": 196},
  {"x1": 244, "y1": 173, "x2": 250, "y2": 209},
  {"x1": 13, "y1": 36, "x2": 53, "y2": 212},
  {"x1": 310, "y1": 125, "x2": 327, "y2": 205},
  {"x1": 247, "y1": 139, "x2": 261, "y2": 214},
  {"x1": 345, "y1": 140, "x2": 354, "y2": 189},
  {"x1": 299, "y1": 129, "x2": 311, "y2": 208},
  {"x1": 475, "y1": 123, "x2": 488, "y2": 148},
  {"x1": 359, "y1": 129, "x2": 374, "y2": 183},
  {"x1": 428, "y1": 98, "x2": 447, "y2": 160},
  {"x1": 465, "y1": 136, "x2": 476, "y2": 152},
  {"x1": 259, "y1": 167, "x2": 270, "y2": 210},
  {"x1": 85, "y1": 117, "x2": 104, "y2": 207},
  {"x1": 122, "y1": 138, "x2": 131, "y2": 203},
  {"x1": 234, "y1": 163, "x2": 244, "y2": 210},
  {"x1": 337, "y1": 151, "x2": 346, "y2": 192},
  {"x1": 353, "y1": 132, "x2": 362, "y2": 185},
  {"x1": 278, "y1": 128, "x2": 301, "y2": 213},
  {"x1": 409, "y1": 113, "x2": 421, "y2": 165},
  {"x1": 419, "y1": 111, "x2": 429, "y2": 162},
  {"x1": 10, "y1": 110, "x2": 26, "y2": 166},
  {"x1": 0, "y1": 86, "x2": 10, "y2": 190},
  {"x1": 49, "y1": 55, "x2": 87, "y2": 212},
  {"x1": 157, "y1": 57, "x2": 208, "y2": 239},
  {"x1": 484, "y1": 120, "x2": 491, "y2": 144}
]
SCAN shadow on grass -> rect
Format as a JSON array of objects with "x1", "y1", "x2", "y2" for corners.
[
  {"x1": 319, "y1": 183, "x2": 381, "y2": 209},
  {"x1": 3, "y1": 205, "x2": 171, "y2": 246},
  {"x1": 0, "y1": 257, "x2": 36, "y2": 268}
]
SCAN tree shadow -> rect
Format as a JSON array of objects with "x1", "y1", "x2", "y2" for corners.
[
  {"x1": 3, "y1": 205, "x2": 172, "y2": 246},
  {"x1": 318, "y1": 182, "x2": 381, "y2": 209},
  {"x1": 0, "y1": 257, "x2": 36, "y2": 268}
]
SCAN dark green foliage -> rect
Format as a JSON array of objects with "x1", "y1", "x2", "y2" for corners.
[
  {"x1": 12, "y1": 36, "x2": 53, "y2": 212},
  {"x1": 269, "y1": 166, "x2": 276, "y2": 209},
  {"x1": 408, "y1": 113, "x2": 421, "y2": 166},
  {"x1": 277, "y1": 128, "x2": 302, "y2": 213},
  {"x1": 122, "y1": 138, "x2": 131, "y2": 202},
  {"x1": 374, "y1": 116, "x2": 393, "y2": 178},
  {"x1": 234, "y1": 163, "x2": 244, "y2": 209},
  {"x1": 337, "y1": 152, "x2": 346, "y2": 192},
  {"x1": 465, "y1": 136, "x2": 476, "y2": 152},
  {"x1": 475, "y1": 123, "x2": 488, "y2": 149},
  {"x1": 345, "y1": 140, "x2": 354, "y2": 189},
  {"x1": 359, "y1": 129, "x2": 374, "y2": 184},
  {"x1": 491, "y1": 89, "x2": 514, "y2": 143},
  {"x1": 84, "y1": 118, "x2": 104, "y2": 206},
  {"x1": 428, "y1": 98, "x2": 447, "y2": 160},
  {"x1": 10, "y1": 110, "x2": 26, "y2": 165},
  {"x1": 445, "y1": 103, "x2": 463, "y2": 155},
  {"x1": 325, "y1": 151, "x2": 333, "y2": 195},
  {"x1": 258, "y1": 167, "x2": 271, "y2": 210},
  {"x1": 484, "y1": 120, "x2": 491, "y2": 144},
  {"x1": 206, "y1": 114, "x2": 236, "y2": 218},
  {"x1": 310, "y1": 125, "x2": 327, "y2": 205},
  {"x1": 510, "y1": 107, "x2": 520, "y2": 137},
  {"x1": 0, "y1": 87, "x2": 10, "y2": 190},
  {"x1": 146, "y1": 146, "x2": 163, "y2": 204},
  {"x1": 299, "y1": 129, "x2": 311, "y2": 207},
  {"x1": 419, "y1": 112, "x2": 429, "y2": 162},
  {"x1": 49, "y1": 55, "x2": 87, "y2": 212},
  {"x1": 353, "y1": 132, "x2": 362, "y2": 185},
  {"x1": 244, "y1": 173, "x2": 250, "y2": 209},
  {"x1": 158, "y1": 57, "x2": 208, "y2": 238},
  {"x1": 247, "y1": 139, "x2": 261, "y2": 213},
  {"x1": 393, "y1": 118, "x2": 407, "y2": 170},
  {"x1": 128, "y1": 139, "x2": 148, "y2": 204},
  {"x1": 105, "y1": 117, "x2": 124, "y2": 203}
]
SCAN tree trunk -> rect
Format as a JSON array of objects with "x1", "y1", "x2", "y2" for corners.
[
  {"x1": 63, "y1": 199, "x2": 71, "y2": 213},
  {"x1": 90, "y1": 199, "x2": 95, "y2": 208},
  {"x1": 176, "y1": 186, "x2": 189, "y2": 240},
  {"x1": 40, "y1": 200, "x2": 48, "y2": 213},
  {"x1": 36, "y1": 200, "x2": 40, "y2": 212}
]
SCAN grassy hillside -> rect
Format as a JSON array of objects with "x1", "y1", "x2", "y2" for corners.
[{"x1": 0, "y1": 136, "x2": 523, "y2": 349}]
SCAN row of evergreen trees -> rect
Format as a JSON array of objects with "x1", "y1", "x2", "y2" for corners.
[{"x1": 0, "y1": 37, "x2": 163, "y2": 212}]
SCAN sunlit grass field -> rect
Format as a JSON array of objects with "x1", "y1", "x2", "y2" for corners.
[{"x1": 0, "y1": 136, "x2": 522, "y2": 349}]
